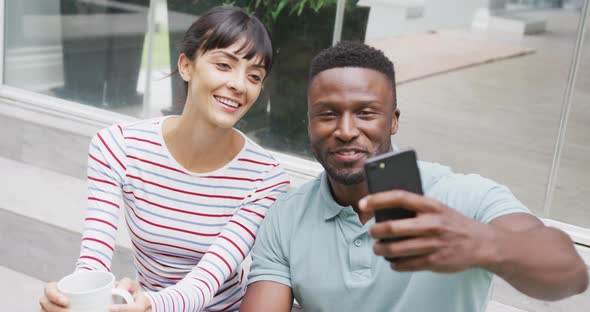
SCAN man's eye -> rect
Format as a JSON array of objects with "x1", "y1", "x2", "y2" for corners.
[
  {"x1": 358, "y1": 110, "x2": 375, "y2": 116},
  {"x1": 319, "y1": 112, "x2": 336, "y2": 118}
]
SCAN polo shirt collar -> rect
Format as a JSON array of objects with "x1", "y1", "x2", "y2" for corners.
[
  {"x1": 319, "y1": 144, "x2": 400, "y2": 221},
  {"x1": 319, "y1": 172, "x2": 354, "y2": 220}
]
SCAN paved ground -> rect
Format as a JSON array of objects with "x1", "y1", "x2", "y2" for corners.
[
  {"x1": 393, "y1": 9, "x2": 590, "y2": 228},
  {"x1": 1, "y1": 266, "x2": 45, "y2": 312}
]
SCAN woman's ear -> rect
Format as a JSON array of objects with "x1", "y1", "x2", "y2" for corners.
[{"x1": 178, "y1": 53, "x2": 193, "y2": 82}]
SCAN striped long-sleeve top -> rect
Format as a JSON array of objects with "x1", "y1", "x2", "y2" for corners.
[{"x1": 76, "y1": 117, "x2": 290, "y2": 312}]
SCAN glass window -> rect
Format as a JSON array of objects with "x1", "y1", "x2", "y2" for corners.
[
  {"x1": 3, "y1": 0, "x2": 347, "y2": 159},
  {"x1": 507, "y1": 0, "x2": 567, "y2": 10},
  {"x1": 235, "y1": 0, "x2": 369, "y2": 158},
  {"x1": 153, "y1": 0, "x2": 365, "y2": 158},
  {"x1": 550, "y1": 16, "x2": 589, "y2": 228},
  {"x1": 4, "y1": 0, "x2": 150, "y2": 112},
  {"x1": 3, "y1": 0, "x2": 589, "y2": 224},
  {"x1": 343, "y1": 0, "x2": 585, "y2": 218}
]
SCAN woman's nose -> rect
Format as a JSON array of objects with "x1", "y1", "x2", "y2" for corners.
[{"x1": 227, "y1": 72, "x2": 246, "y2": 94}]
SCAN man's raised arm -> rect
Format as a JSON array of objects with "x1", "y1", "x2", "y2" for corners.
[{"x1": 360, "y1": 190, "x2": 588, "y2": 301}]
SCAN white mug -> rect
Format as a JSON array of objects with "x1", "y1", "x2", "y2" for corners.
[{"x1": 57, "y1": 270, "x2": 134, "y2": 312}]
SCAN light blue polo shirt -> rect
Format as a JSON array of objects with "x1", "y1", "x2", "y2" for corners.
[{"x1": 248, "y1": 161, "x2": 531, "y2": 312}]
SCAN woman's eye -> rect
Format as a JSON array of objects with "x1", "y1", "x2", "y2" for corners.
[
  {"x1": 216, "y1": 63, "x2": 231, "y2": 70},
  {"x1": 249, "y1": 74, "x2": 262, "y2": 82}
]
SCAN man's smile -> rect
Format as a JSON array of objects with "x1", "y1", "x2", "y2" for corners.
[{"x1": 330, "y1": 147, "x2": 368, "y2": 163}]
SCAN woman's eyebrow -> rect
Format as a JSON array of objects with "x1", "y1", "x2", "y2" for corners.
[
  {"x1": 212, "y1": 50, "x2": 240, "y2": 61},
  {"x1": 251, "y1": 63, "x2": 266, "y2": 70},
  {"x1": 212, "y1": 50, "x2": 266, "y2": 71}
]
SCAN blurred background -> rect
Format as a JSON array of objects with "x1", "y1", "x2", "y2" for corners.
[{"x1": 0, "y1": 0, "x2": 589, "y2": 311}]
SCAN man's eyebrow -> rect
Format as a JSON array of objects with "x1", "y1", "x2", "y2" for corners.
[{"x1": 310, "y1": 101, "x2": 334, "y2": 109}]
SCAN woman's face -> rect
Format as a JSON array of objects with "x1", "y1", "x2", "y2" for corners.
[{"x1": 179, "y1": 40, "x2": 266, "y2": 128}]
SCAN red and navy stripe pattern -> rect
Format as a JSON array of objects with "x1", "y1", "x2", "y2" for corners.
[{"x1": 76, "y1": 118, "x2": 290, "y2": 311}]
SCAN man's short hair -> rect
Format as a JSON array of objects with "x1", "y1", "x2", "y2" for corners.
[{"x1": 309, "y1": 41, "x2": 396, "y2": 92}]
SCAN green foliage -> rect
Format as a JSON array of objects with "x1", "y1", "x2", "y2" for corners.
[{"x1": 225, "y1": 0, "x2": 338, "y2": 27}]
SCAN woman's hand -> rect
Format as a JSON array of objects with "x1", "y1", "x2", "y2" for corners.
[
  {"x1": 39, "y1": 282, "x2": 69, "y2": 312},
  {"x1": 109, "y1": 278, "x2": 152, "y2": 312}
]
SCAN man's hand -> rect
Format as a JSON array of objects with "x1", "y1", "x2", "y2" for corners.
[
  {"x1": 39, "y1": 282, "x2": 69, "y2": 312},
  {"x1": 109, "y1": 278, "x2": 152, "y2": 312},
  {"x1": 359, "y1": 190, "x2": 496, "y2": 273}
]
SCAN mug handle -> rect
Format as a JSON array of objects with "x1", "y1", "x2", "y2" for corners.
[{"x1": 112, "y1": 287, "x2": 135, "y2": 304}]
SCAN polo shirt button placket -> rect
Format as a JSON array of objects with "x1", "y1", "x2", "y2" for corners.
[{"x1": 354, "y1": 239, "x2": 362, "y2": 247}]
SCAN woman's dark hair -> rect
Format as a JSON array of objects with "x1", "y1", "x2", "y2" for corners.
[{"x1": 179, "y1": 6, "x2": 273, "y2": 74}]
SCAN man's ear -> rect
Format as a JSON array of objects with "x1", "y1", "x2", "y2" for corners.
[
  {"x1": 306, "y1": 109, "x2": 311, "y2": 136},
  {"x1": 178, "y1": 53, "x2": 193, "y2": 82},
  {"x1": 391, "y1": 108, "x2": 400, "y2": 135}
]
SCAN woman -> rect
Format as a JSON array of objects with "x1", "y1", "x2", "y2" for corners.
[{"x1": 39, "y1": 6, "x2": 290, "y2": 312}]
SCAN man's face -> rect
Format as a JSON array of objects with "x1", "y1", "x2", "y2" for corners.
[{"x1": 308, "y1": 67, "x2": 399, "y2": 186}]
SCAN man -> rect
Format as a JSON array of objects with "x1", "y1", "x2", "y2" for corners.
[{"x1": 240, "y1": 41, "x2": 588, "y2": 312}]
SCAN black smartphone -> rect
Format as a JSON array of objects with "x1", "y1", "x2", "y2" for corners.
[{"x1": 364, "y1": 149, "x2": 423, "y2": 243}]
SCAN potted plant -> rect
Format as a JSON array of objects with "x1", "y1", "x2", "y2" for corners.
[{"x1": 236, "y1": 0, "x2": 370, "y2": 157}]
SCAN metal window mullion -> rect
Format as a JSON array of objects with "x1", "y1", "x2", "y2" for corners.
[
  {"x1": 543, "y1": 0, "x2": 590, "y2": 217},
  {"x1": 142, "y1": 0, "x2": 157, "y2": 116},
  {"x1": 332, "y1": 0, "x2": 346, "y2": 46},
  {"x1": 0, "y1": 0, "x2": 5, "y2": 85}
]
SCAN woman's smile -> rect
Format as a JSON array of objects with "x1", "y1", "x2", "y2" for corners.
[{"x1": 214, "y1": 95, "x2": 242, "y2": 113}]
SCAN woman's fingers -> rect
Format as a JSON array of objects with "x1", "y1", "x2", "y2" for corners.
[
  {"x1": 44, "y1": 282, "x2": 68, "y2": 306},
  {"x1": 39, "y1": 283, "x2": 68, "y2": 312},
  {"x1": 117, "y1": 277, "x2": 140, "y2": 295}
]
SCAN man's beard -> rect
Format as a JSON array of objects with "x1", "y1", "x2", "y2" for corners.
[
  {"x1": 324, "y1": 164, "x2": 366, "y2": 185},
  {"x1": 313, "y1": 140, "x2": 393, "y2": 186}
]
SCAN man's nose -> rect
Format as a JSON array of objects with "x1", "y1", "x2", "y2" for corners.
[{"x1": 334, "y1": 113, "x2": 360, "y2": 142}]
